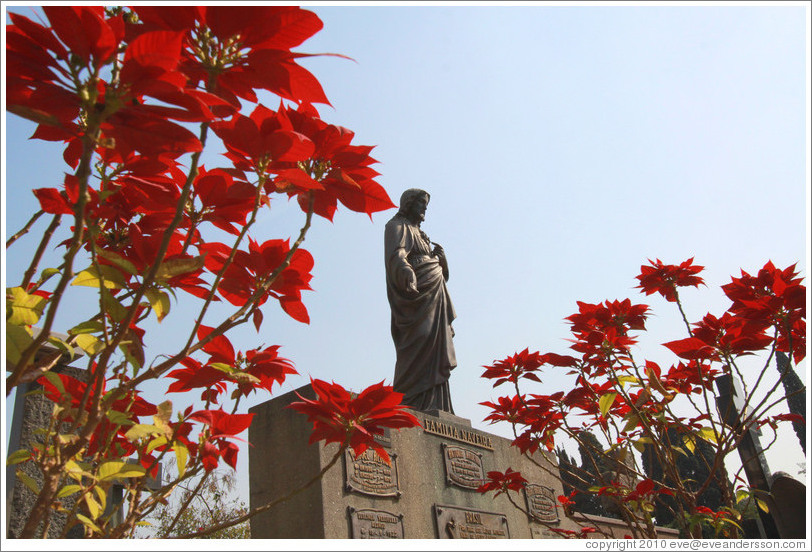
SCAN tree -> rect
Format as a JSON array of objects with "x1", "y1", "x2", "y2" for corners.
[
  {"x1": 5, "y1": 5, "x2": 419, "y2": 539},
  {"x1": 641, "y1": 427, "x2": 731, "y2": 534},
  {"x1": 140, "y1": 465, "x2": 249, "y2": 539},
  {"x1": 478, "y1": 258, "x2": 805, "y2": 538}
]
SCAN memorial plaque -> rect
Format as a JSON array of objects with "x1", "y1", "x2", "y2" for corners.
[
  {"x1": 525, "y1": 484, "x2": 559, "y2": 523},
  {"x1": 434, "y1": 504, "x2": 509, "y2": 539},
  {"x1": 442, "y1": 444, "x2": 485, "y2": 489},
  {"x1": 344, "y1": 447, "x2": 400, "y2": 497},
  {"x1": 348, "y1": 507, "x2": 405, "y2": 539}
]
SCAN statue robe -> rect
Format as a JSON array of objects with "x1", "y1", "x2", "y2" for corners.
[{"x1": 384, "y1": 214, "x2": 457, "y2": 411}]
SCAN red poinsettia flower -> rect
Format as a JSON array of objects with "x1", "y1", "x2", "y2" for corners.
[
  {"x1": 722, "y1": 261, "x2": 806, "y2": 363},
  {"x1": 199, "y1": 237, "x2": 314, "y2": 323},
  {"x1": 129, "y1": 6, "x2": 329, "y2": 108},
  {"x1": 476, "y1": 468, "x2": 527, "y2": 496},
  {"x1": 271, "y1": 103, "x2": 396, "y2": 220},
  {"x1": 636, "y1": 257, "x2": 705, "y2": 302},
  {"x1": 287, "y1": 378, "x2": 420, "y2": 464}
]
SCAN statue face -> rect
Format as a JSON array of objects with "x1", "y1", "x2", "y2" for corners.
[{"x1": 407, "y1": 195, "x2": 429, "y2": 223}]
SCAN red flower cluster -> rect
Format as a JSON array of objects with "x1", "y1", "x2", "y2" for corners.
[
  {"x1": 722, "y1": 261, "x2": 806, "y2": 363},
  {"x1": 476, "y1": 468, "x2": 528, "y2": 496},
  {"x1": 166, "y1": 325, "x2": 297, "y2": 402},
  {"x1": 636, "y1": 257, "x2": 705, "y2": 302},
  {"x1": 566, "y1": 300, "x2": 649, "y2": 372},
  {"x1": 287, "y1": 379, "x2": 420, "y2": 464},
  {"x1": 481, "y1": 349, "x2": 578, "y2": 388}
]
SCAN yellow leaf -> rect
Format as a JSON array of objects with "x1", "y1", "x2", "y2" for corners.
[
  {"x1": 155, "y1": 255, "x2": 205, "y2": 281},
  {"x1": 85, "y1": 493, "x2": 101, "y2": 520},
  {"x1": 6, "y1": 287, "x2": 47, "y2": 325},
  {"x1": 683, "y1": 434, "x2": 696, "y2": 454},
  {"x1": 698, "y1": 427, "x2": 718, "y2": 444},
  {"x1": 96, "y1": 249, "x2": 137, "y2": 276},
  {"x1": 76, "y1": 513, "x2": 102, "y2": 533},
  {"x1": 756, "y1": 498, "x2": 770, "y2": 513},
  {"x1": 174, "y1": 444, "x2": 188, "y2": 478},
  {"x1": 599, "y1": 393, "x2": 617, "y2": 418},
  {"x1": 16, "y1": 470, "x2": 40, "y2": 494},
  {"x1": 144, "y1": 288, "x2": 171, "y2": 322},
  {"x1": 57, "y1": 484, "x2": 82, "y2": 498},
  {"x1": 98, "y1": 461, "x2": 126, "y2": 481},
  {"x1": 5, "y1": 324, "x2": 34, "y2": 365},
  {"x1": 93, "y1": 485, "x2": 107, "y2": 514},
  {"x1": 75, "y1": 333, "x2": 105, "y2": 356},
  {"x1": 71, "y1": 265, "x2": 126, "y2": 289},
  {"x1": 7, "y1": 449, "x2": 31, "y2": 465}
]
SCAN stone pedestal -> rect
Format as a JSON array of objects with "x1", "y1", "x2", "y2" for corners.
[{"x1": 248, "y1": 384, "x2": 577, "y2": 539}]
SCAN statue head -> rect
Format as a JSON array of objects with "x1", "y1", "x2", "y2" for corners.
[{"x1": 398, "y1": 188, "x2": 430, "y2": 224}]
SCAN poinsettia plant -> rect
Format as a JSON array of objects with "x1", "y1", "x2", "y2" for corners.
[
  {"x1": 5, "y1": 5, "x2": 417, "y2": 539},
  {"x1": 478, "y1": 258, "x2": 805, "y2": 538}
]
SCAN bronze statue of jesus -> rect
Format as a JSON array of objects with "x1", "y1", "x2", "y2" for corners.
[{"x1": 384, "y1": 188, "x2": 457, "y2": 413}]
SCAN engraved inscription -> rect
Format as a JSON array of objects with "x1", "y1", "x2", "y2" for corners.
[
  {"x1": 442, "y1": 444, "x2": 485, "y2": 489},
  {"x1": 525, "y1": 484, "x2": 559, "y2": 523},
  {"x1": 344, "y1": 448, "x2": 400, "y2": 497},
  {"x1": 422, "y1": 418, "x2": 494, "y2": 450},
  {"x1": 434, "y1": 504, "x2": 509, "y2": 539},
  {"x1": 348, "y1": 507, "x2": 404, "y2": 539}
]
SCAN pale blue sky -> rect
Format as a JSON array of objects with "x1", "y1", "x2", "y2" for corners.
[{"x1": 3, "y1": 2, "x2": 810, "y2": 525}]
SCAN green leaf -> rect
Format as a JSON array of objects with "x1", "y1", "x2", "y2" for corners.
[
  {"x1": 16, "y1": 470, "x2": 40, "y2": 494},
  {"x1": 7, "y1": 449, "x2": 31, "y2": 465},
  {"x1": 93, "y1": 485, "x2": 107, "y2": 514},
  {"x1": 622, "y1": 413, "x2": 641, "y2": 433},
  {"x1": 100, "y1": 286, "x2": 127, "y2": 322},
  {"x1": 74, "y1": 333, "x2": 105, "y2": 356},
  {"x1": 616, "y1": 375, "x2": 639, "y2": 386},
  {"x1": 96, "y1": 249, "x2": 138, "y2": 276},
  {"x1": 69, "y1": 320, "x2": 105, "y2": 335},
  {"x1": 155, "y1": 255, "x2": 205, "y2": 281},
  {"x1": 735, "y1": 489, "x2": 751, "y2": 503},
  {"x1": 144, "y1": 288, "x2": 171, "y2": 322},
  {"x1": 598, "y1": 393, "x2": 617, "y2": 418},
  {"x1": 42, "y1": 371, "x2": 65, "y2": 395},
  {"x1": 71, "y1": 265, "x2": 126, "y2": 289},
  {"x1": 106, "y1": 410, "x2": 134, "y2": 427},
  {"x1": 56, "y1": 484, "x2": 81, "y2": 498},
  {"x1": 5, "y1": 323, "x2": 34, "y2": 365},
  {"x1": 755, "y1": 497, "x2": 770, "y2": 513},
  {"x1": 46, "y1": 335, "x2": 75, "y2": 360}
]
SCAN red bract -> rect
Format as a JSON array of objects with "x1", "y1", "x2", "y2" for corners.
[
  {"x1": 566, "y1": 299, "x2": 649, "y2": 335},
  {"x1": 722, "y1": 261, "x2": 806, "y2": 363},
  {"x1": 287, "y1": 379, "x2": 420, "y2": 464},
  {"x1": 129, "y1": 6, "x2": 328, "y2": 108},
  {"x1": 636, "y1": 257, "x2": 705, "y2": 302},
  {"x1": 211, "y1": 105, "x2": 315, "y2": 176},
  {"x1": 188, "y1": 409, "x2": 255, "y2": 470},
  {"x1": 199, "y1": 238, "x2": 314, "y2": 323},
  {"x1": 189, "y1": 167, "x2": 257, "y2": 235},
  {"x1": 481, "y1": 348, "x2": 544, "y2": 387},
  {"x1": 272, "y1": 103, "x2": 395, "y2": 220},
  {"x1": 662, "y1": 361, "x2": 719, "y2": 394},
  {"x1": 692, "y1": 312, "x2": 772, "y2": 359},
  {"x1": 480, "y1": 395, "x2": 525, "y2": 425},
  {"x1": 476, "y1": 468, "x2": 527, "y2": 496}
]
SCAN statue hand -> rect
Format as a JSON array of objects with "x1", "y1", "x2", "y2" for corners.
[{"x1": 405, "y1": 280, "x2": 419, "y2": 297}]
